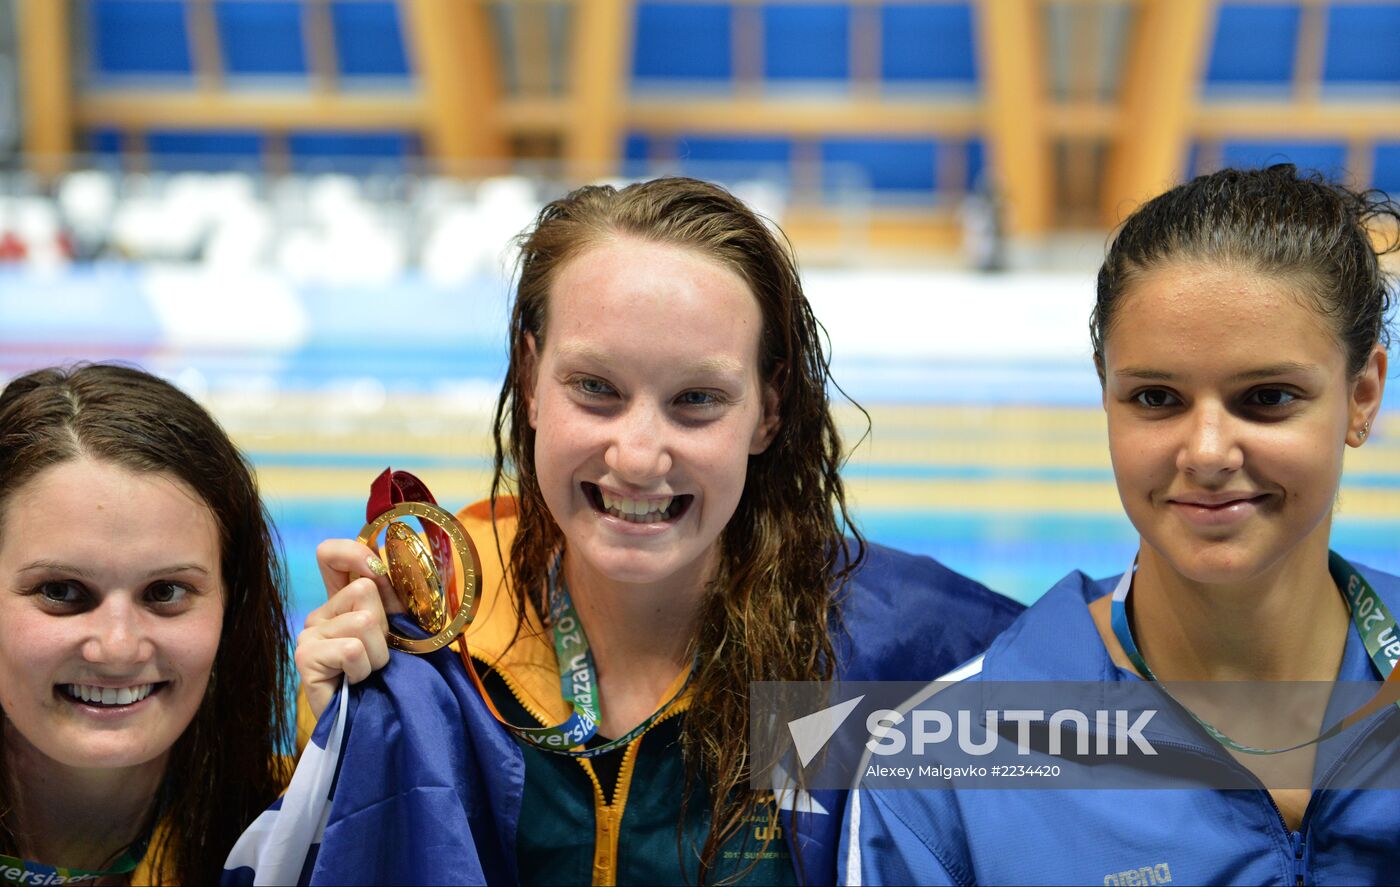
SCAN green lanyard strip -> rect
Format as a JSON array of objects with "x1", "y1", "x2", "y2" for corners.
[
  {"x1": 470, "y1": 554, "x2": 694, "y2": 758},
  {"x1": 0, "y1": 832, "x2": 148, "y2": 885},
  {"x1": 1111, "y1": 550, "x2": 1400, "y2": 755}
]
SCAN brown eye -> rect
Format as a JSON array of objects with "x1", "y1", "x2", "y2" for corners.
[
  {"x1": 146, "y1": 582, "x2": 188, "y2": 605},
  {"x1": 1133, "y1": 389, "x2": 1179, "y2": 408},
  {"x1": 37, "y1": 581, "x2": 86, "y2": 606},
  {"x1": 1246, "y1": 388, "x2": 1296, "y2": 408}
]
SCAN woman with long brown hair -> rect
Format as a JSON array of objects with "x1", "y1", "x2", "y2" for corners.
[
  {"x1": 298, "y1": 176, "x2": 1019, "y2": 884},
  {"x1": 0, "y1": 364, "x2": 293, "y2": 884}
]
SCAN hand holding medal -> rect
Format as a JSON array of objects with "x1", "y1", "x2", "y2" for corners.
[
  {"x1": 357, "y1": 468, "x2": 480, "y2": 654},
  {"x1": 298, "y1": 468, "x2": 481, "y2": 717},
  {"x1": 357, "y1": 470, "x2": 692, "y2": 755}
]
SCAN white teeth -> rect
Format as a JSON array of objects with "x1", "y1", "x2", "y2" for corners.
[
  {"x1": 66, "y1": 683, "x2": 154, "y2": 706},
  {"x1": 595, "y1": 489, "x2": 676, "y2": 523}
]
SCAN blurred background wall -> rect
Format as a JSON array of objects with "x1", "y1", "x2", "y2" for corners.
[{"x1": 3, "y1": 0, "x2": 1400, "y2": 621}]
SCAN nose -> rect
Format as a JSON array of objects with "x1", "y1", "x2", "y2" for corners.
[
  {"x1": 82, "y1": 597, "x2": 155, "y2": 667},
  {"x1": 1176, "y1": 402, "x2": 1244, "y2": 481},
  {"x1": 604, "y1": 401, "x2": 673, "y2": 483}
]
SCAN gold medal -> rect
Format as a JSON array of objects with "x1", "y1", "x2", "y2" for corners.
[{"x1": 357, "y1": 501, "x2": 480, "y2": 654}]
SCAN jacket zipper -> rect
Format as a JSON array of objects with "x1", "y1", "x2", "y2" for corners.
[
  {"x1": 479, "y1": 645, "x2": 694, "y2": 885},
  {"x1": 1135, "y1": 710, "x2": 1390, "y2": 887},
  {"x1": 1288, "y1": 829, "x2": 1305, "y2": 887},
  {"x1": 578, "y1": 690, "x2": 690, "y2": 885}
]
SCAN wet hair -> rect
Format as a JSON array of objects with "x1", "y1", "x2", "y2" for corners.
[
  {"x1": 1093, "y1": 163, "x2": 1398, "y2": 378},
  {"x1": 490, "y1": 177, "x2": 863, "y2": 883},
  {"x1": 0, "y1": 364, "x2": 292, "y2": 884}
]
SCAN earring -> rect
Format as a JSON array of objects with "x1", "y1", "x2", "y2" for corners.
[{"x1": 1358, "y1": 421, "x2": 1371, "y2": 442}]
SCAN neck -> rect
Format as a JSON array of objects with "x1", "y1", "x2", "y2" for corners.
[
  {"x1": 3, "y1": 724, "x2": 165, "y2": 871},
  {"x1": 1129, "y1": 536, "x2": 1350, "y2": 682},
  {"x1": 561, "y1": 550, "x2": 709, "y2": 678}
]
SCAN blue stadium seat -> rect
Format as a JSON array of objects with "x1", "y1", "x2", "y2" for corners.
[
  {"x1": 89, "y1": 0, "x2": 194, "y2": 77},
  {"x1": 881, "y1": 3, "x2": 978, "y2": 86},
  {"x1": 215, "y1": 0, "x2": 308, "y2": 77},
  {"x1": 822, "y1": 137, "x2": 938, "y2": 198},
  {"x1": 1323, "y1": 3, "x2": 1400, "y2": 86},
  {"x1": 147, "y1": 130, "x2": 265, "y2": 171},
  {"x1": 1204, "y1": 3, "x2": 1299, "y2": 92},
  {"x1": 633, "y1": 3, "x2": 733, "y2": 83},
  {"x1": 332, "y1": 1, "x2": 412, "y2": 79},
  {"x1": 764, "y1": 4, "x2": 850, "y2": 81},
  {"x1": 287, "y1": 132, "x2": 419, "y2": 173}
]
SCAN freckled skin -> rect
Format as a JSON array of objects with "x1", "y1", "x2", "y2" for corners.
[
  {"x1": 527, "y1": 235, "x2": 778, "y2": 589},
  {"x1": 0, "y1": 458, "x2": 224, "y2": 771}
]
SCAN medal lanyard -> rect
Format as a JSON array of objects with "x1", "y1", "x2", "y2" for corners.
[
  {"x1": 1111, "y1": 551, "x2": 1400, "y2": 755},
  {"x1": 471, "y1": 553, "x2": 695, "y2": 758},
  {"x1": 0, "y1": 829, "x2": 150, "y2": 884}
]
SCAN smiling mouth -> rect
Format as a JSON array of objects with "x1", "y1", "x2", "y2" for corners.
[
  {"x1": 1169, "y1": 494, "x2": 1269, "y2": 509},
  {"x1": 61, "y1": 683, "x2": 165, "y2": 708},
  {"x1": 582, "y1": 482, "x2": 692, "y2": 523}
]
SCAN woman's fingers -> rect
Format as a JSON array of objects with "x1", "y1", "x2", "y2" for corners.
[
  {"x1": 297, "y1": 578, "x2": 393, "y2": 718},
  {"x1": 317, "y1": 538, "x2": 405, "y2": 614}
]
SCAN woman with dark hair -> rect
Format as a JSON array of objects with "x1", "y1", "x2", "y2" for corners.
[
  {"x1": 0, "y1": 364, "x2": 292, "y2": 884},
  {"x1": 844, "y1": 165, "x2": 1400, "y2": 885},
  {"x1": 295, "y1": 176, "x2": 1021, "y2": 885}
]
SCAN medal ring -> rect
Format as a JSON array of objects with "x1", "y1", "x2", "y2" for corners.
[{"x1": 357, "y1": 502, "x2": 480, "y2": 654}]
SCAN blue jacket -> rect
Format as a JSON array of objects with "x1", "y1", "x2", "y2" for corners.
[
  {"x1": 840, "y1": 563, "x2": 1400, "y2": 886},
  {"x1": 225, "y1": 541, "x2": 1020, "y2": 885}
]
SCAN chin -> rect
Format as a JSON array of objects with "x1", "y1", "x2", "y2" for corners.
[
  {"x1": 586, "y1": 547, "x2": 682, "y2": 586},
  {"x1": 1152, "y1": 536, "x2": 1279, "y2": 586},
  {"x1": 54, "y1": 734, "x2": 169, "y2": 771}
]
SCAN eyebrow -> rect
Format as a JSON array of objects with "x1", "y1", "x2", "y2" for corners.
[
  {"x1": 17, "y1": 560, "x2": 211, "y2": 579},
  {"x1": 554, "y1": 343, "x2": 746, "y2": 377},
  {"x1": 1113, "y1": 362, "x2": 1320, "y2": 383}
]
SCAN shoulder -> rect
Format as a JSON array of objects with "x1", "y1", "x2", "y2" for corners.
[
  {"x1": 960, "y1": 569, "x2": 1121, "y2": 682},
  {"x1": 849, "y1": 542, "x2": 1023, "y2": 622},
  {"x1": 457, "y1": 496, "x2": 516, "y2": 548},
  {"x1": 1351, "y1": 558, "x2": 1400, "y2": 603},
  {"x1": 834, "y1": 542, "x2": 1024, "y2": 682}
]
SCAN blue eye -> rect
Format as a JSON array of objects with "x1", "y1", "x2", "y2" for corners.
[
  {"x1": 572, "y1": 377, "x2": 616, "y2": 398},
  {"x1": 1132, "y1": 389, "x2": 1179, "y2": 408},
  {"x1": 675, "y1": 390, "x2": 720, "y2": 407}
]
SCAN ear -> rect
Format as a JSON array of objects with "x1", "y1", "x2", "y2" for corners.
[
  {"x1": 523, "y1": 332, "x2": 541, "y2": 430},
  {"x1": 749, "y1": 377, "x2": 781, "y2": 455},
  {"x1": 1347, "y1": 344, "x2": 1387, "y2": 447}
]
